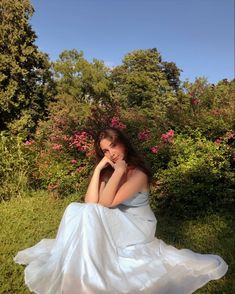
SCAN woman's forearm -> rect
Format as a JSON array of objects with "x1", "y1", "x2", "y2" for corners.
[
  {"x1": 98, "y1": 169, "x2": 124, "y2": 206},
  {"x1": 84, "y1": 169, "x2": 100, "y2": 203}
]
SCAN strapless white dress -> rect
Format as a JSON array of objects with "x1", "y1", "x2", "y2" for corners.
[{"x1": 14, "y1": 192, "x2": 228, "y2": 294}]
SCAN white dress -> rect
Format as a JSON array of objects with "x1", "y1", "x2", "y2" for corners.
[{"x1": 14, "y1": 192, "x2": 228, "y2": 294}]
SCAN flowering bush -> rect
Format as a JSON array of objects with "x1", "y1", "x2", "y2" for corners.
[
  {"x1": 26, "y1": 104, "x2": 97, "y2": 198},
  {"x1": 69, "y1": 131, "x2": 95, "y2": 156},
  {"x1": 33, "y1": 128, "x2": 94, "y2": 197}
]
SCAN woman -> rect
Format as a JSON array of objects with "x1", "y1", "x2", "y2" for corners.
[{"x1": 14, "y1": 127, "x2": 228, "y2": 294}]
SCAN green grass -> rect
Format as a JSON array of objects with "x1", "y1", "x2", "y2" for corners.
[{"x1": 0, "y1": 192, "x2": 234, "y2": 293}]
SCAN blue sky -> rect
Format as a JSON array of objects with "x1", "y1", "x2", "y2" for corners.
[{"x1": 30, "y1": 0, "x2": 234, "y2": 84}]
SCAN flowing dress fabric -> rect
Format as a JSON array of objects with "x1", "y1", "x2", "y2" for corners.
[{"x1": 14, "y1": 192, "x2": 228, "y2": 294}]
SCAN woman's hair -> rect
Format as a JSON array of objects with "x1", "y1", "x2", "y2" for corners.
[{"x1": 94, "y1": 127, "x2": 152, "y2": 182}]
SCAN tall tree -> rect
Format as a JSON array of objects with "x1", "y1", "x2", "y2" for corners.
[
  {"x1": 111, "y1": 48, "x2": 181, "y2": 109},
  {"x1": 53, "y1": 49, "x2": 111, "y2": 104},
  {"x1": 0, "y1": 0, "x2": 55, "y2": 135}
]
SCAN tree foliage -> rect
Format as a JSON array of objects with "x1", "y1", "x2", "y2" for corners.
[
  {"x1": 111, "y1": 48, "x2": 181, "y2": 109},
  {"x1": 168, "y1": 78, "x2": 235, "y2": 138},
  {"x1": 52, "y1": 49, "x2": 112, "y2": 104},
  {"x1": 0, "y1": 0, "x2": 55, "y2": 136}
]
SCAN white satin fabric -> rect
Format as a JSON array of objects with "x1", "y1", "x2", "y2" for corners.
[{"x1": 14, "y1": 202, "x2": 228, "y2": 294}]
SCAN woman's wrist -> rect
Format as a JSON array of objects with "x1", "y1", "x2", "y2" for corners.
[{"x1": 113, "y1": 167, "x2": 125, "y2": 176}]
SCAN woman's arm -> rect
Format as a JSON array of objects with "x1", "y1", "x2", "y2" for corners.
[
  {"x1": 98, "y1": 164, "x2": 125, "y2": 206},
  {"x1": 98, "y1": 161, "x2": 148, "y2": 207},
  {"x1": 108, "y1": 170, "x2": 148, "y2": 207},
  {"x1": 85, "y1": 157, "x2": 114, "y2": 203},
  {"x1": 84, "y1": 168, "x2": 101, "y2": 203}
]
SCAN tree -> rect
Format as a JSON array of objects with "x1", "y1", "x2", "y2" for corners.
[
  {"x1": 0, "y1": 0, "x2": 55, "y2": 136},
  {"x1": 52, "y1": 49, "x2": 112, "y2": 104},
  {"x1": 39, "y1": 50, "x2": 116, "y2": 144},
  {"x1": 111, "y1": 48, "x2": 181, "y2": 109}
]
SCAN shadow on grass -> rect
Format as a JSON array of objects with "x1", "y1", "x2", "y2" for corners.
[{"x1": 152, "y1": 202, "x2": 235, "y2": 293}]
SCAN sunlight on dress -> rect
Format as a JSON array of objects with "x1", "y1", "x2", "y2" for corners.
[{"x1": 14, "y1": 192, "x2": 228, "y2": 294}]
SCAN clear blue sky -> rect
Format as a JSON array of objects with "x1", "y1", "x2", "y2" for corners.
[{"x1": 30, "y1": 0, "x2": 234, "y2": 84}]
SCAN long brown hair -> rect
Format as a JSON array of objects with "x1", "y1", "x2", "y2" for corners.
[{"x1": 94, "y1": 127, "x2": 152, "y2": 182}]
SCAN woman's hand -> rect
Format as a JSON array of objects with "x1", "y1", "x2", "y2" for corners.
[
  {"x1": 95, "y1": 156, "x2": 114, "y2": 172},
  {"x1": 113, "y1": 159, "x2": 127, "y2": 174}
]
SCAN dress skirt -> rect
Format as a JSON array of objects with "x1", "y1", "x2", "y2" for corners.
[{"x1": 14, "y1": 203, "x2": 228, "y2": 294}]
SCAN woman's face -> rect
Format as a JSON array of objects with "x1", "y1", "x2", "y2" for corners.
[{"x1": 100, "y1": 138, "x2": 125, "y2": 163}]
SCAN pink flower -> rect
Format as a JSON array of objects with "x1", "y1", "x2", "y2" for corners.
[
  {"x1": 191, "y1": 98, "x2": 200, "y2": 105},
  {"x1": 76, "y1": 166, "x2": 85, "y2": 173},
  {"x1": 151, "y1": 146, "x2": 159, "y2": 154},
  {"x1": 110, "y1": 116, "x2": 126, "y2": 129},
  {"x1": 161, "y1": 129, "x2": 174, "y2": 143},
  {"x1": 69, "y1": 131, "x2": 93, "y2": 153},
  {"x1": 24, "y1": 140, "x2": 35, "y2": 145},
  {"x1": 214, "y1": 138, "x2": 222, "y2": 144},
  {"x1": 138, "y1": 129, "x2": 151, "y2": 141},
  {"x1": 52, "y1": 143, "x2": 62, "y2": 150},
  {"x1": 71, "y1": 159, "x2": 78, "y2": 164}
]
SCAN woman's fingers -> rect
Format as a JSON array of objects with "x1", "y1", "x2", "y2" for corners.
[{"x1": 96, "y1": 156, "x2": 115, "y2": 171}]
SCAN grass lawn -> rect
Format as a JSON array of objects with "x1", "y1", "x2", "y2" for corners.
[{"x1": 0, "y1": 191, "x2": 234, "y2": 293}]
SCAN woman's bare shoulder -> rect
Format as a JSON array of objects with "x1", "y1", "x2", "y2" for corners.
[{"x1": 127, "y1": 167, "x2": 148, "y2": 181}]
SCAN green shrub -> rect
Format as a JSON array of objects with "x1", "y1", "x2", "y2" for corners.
[
  {"x1": 0, "y1": 132, "x2": 37, "y2": 201},
  {"x1": 151, "y1": 131, "x2": 234, "y2": 217}
]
